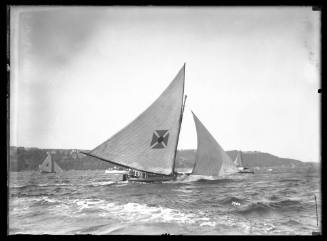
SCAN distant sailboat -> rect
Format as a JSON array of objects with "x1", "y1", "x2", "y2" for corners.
[
  {"x1": 81, "y1": 64, "x2": 187, "y2": 182},
  {"x1": 234, "y1": 151, "x2": 254, "y2": 174},
  {"x1": 39, "y1": 152, "x2": 63, "y2": 174},
  {"x1": 190, "y1": 112, "x2": 238, "y2": 177}
]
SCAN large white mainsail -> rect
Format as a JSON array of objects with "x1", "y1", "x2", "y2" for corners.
[
  {"x1": 191, "y1": 112, "x2": 238, "y2": 177},
  {"x1": 84, "y1": 65, "x2": 185, "y2": 175}
]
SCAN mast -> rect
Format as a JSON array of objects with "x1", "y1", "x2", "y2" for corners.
[
  {"x1": 51, "y1": 154, "x2": 54, "y2": 172},
  {"x1": 171, "y1": 63, "x2": 186, "y2": 175},
  {"x1": 80, "y1": 151, "x2": 172, "y2": 176}
]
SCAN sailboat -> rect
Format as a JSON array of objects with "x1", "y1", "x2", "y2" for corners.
[
  {"x1": 39, "y1": 152, "x2": 63, "y2": 174},
  {"x1": 81, "y1": 64, "x2": 187, "y2": 182},
  {"x1": 234, "y1": 151, "x2": 254, "y2": 174},
  {"x1": 188, "y1": 112, "x2": 239, "y2": 178}
]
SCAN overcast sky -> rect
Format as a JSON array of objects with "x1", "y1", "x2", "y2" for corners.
[{"x1": 10, "y1": 6, "x2": 320, "y2": 162}]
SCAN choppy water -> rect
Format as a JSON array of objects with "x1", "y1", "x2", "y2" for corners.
[{"x1": 9, "y1": 167, "x2": 321, "y2": 235}]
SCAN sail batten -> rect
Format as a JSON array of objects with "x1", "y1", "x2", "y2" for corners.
[
  {"x1": 88, "y1": 65, "x2": 185, "y2": 175},
  {"x1": 191, "y1": 112, "x2": 238, "y2": 177}
]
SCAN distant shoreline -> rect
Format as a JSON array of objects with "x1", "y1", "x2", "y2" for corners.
[{"x1": 9, "y1": 146, "x2": 318, "y2": 172}]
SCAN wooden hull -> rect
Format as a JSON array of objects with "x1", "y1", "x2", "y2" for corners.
[
  {"x1": 39, "y1": 171, "x2": 56, "y2": 174},
  {"x1": 238, "y1": 170, "x2": 254, "y2": 174},
  {"x1": 128, "y1": 175, "x2": 177, "y2": 183}
]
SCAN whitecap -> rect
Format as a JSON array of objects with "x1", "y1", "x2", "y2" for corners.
[{"x1": 200, "y1": 221, "x2": 216, "y2": 227}]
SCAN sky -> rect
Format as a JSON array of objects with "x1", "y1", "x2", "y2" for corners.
[{"x1": 10, "y1": 6, "x2": 320, "y2": 162}]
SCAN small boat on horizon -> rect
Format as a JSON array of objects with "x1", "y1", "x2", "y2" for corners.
[
  {"x1": 39, "y1": 152, "x2": 63, "y2": 174},
  {"x1": 234, "y1": 151, "x2": 254, "y2": 174}
]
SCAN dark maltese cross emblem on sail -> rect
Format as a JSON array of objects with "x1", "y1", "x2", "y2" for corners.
[{"x1": 150, "y1": 130, "x2": 169, "y2": 149}]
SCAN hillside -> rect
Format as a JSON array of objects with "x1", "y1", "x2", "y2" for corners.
[{"x1": 9, "y1": 146, "x2": 306, "y2": 172}]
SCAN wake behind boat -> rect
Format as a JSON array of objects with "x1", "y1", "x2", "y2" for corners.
[{"x1": 104, "y1": 169, "x2": 129, "y2": 174}]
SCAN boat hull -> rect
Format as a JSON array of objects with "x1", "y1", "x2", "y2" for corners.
[
  {"x1": 128, "y1": 175, "x2": 177, "y2": 183},
  {"x1": 238, "y1": 170, "x2": 254, "y2": 174},
  {"x1": 39, "y1": 171, "x2": 56, "y2": 174}
]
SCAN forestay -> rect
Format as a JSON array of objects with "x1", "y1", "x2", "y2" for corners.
[
  {"x1": 191, "y1": 112, "x2": 238, "y2": 177},
  {"x1": 87, "y1": 65, "x2": 185, "y2": 175}
]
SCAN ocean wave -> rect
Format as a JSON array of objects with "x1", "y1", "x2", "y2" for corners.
[
  {"x1": 48, "y1": 198, "x2": 211, "y2": 225},
  {"x1": 85, "y1": 181, "x2": 115, "y2": 187},
  {"x1": 278, "y1": 179, "x2": 302, "y2": 183},
  {"x1": 267, "y1": 194, "x2": 281, "y2": 201},
  {"x1": 174, "y1": 175, "x2": 241, "y2": 184},
  {"x1": 104, "y1": 223, "x2": 188, "y2": 235},
  {"x1": 30, "y1": 196, "x2": 62, "y2": 207},
  {"x1": 196, "y1": 178, "x2": 240, "y2": 184},
  {"x1": 11, "y1": 181, "x2": 119, "y2": 191},
  {"x1": 98, "y1": 202, "x2": 198, "y2": 224},
  {"x1": 269, "y1": 199, "x2": 304, "y2": 210},
  {"x1": 237, "y1": 202, "x2": 273, "y2": 216},
  {"x1": 72, "y1": 224, "x2": 112, "y2": 234},
  {"x1": 200, "y1": 221, "x2": 216, "y2": 227},
  {"x1": 220, "y1": 196, "x2": 247, "y2": 205},
  {"x1": 12, "y1": 184, "x2": 40, "y2": 190},
  {"x1": 11, "y1": 183, "x2": 74, "y2": 190},
  {"x1": 281, "y1": 219, "x2": 302, "y2": 226},
  {"x1": 11, "y1": 192, "x2": 57, "y2": 198},
  {"x1": 10, "y1": 184, "x2": 30, "y2": 188},
  {"x1": 235, "y1": 198, "x2": 305, "y2": 217}
]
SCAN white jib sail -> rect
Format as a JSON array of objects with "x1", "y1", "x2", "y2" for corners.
[
  {"x1": 88, "y1": 65, "x2": 185, "y2": 175},
  {"x1": 53, "y1": 161, "x2": 63, "y2": 173},
  {"x1": 191, "y1": 112, "x2": 238, "y2": 177}
]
